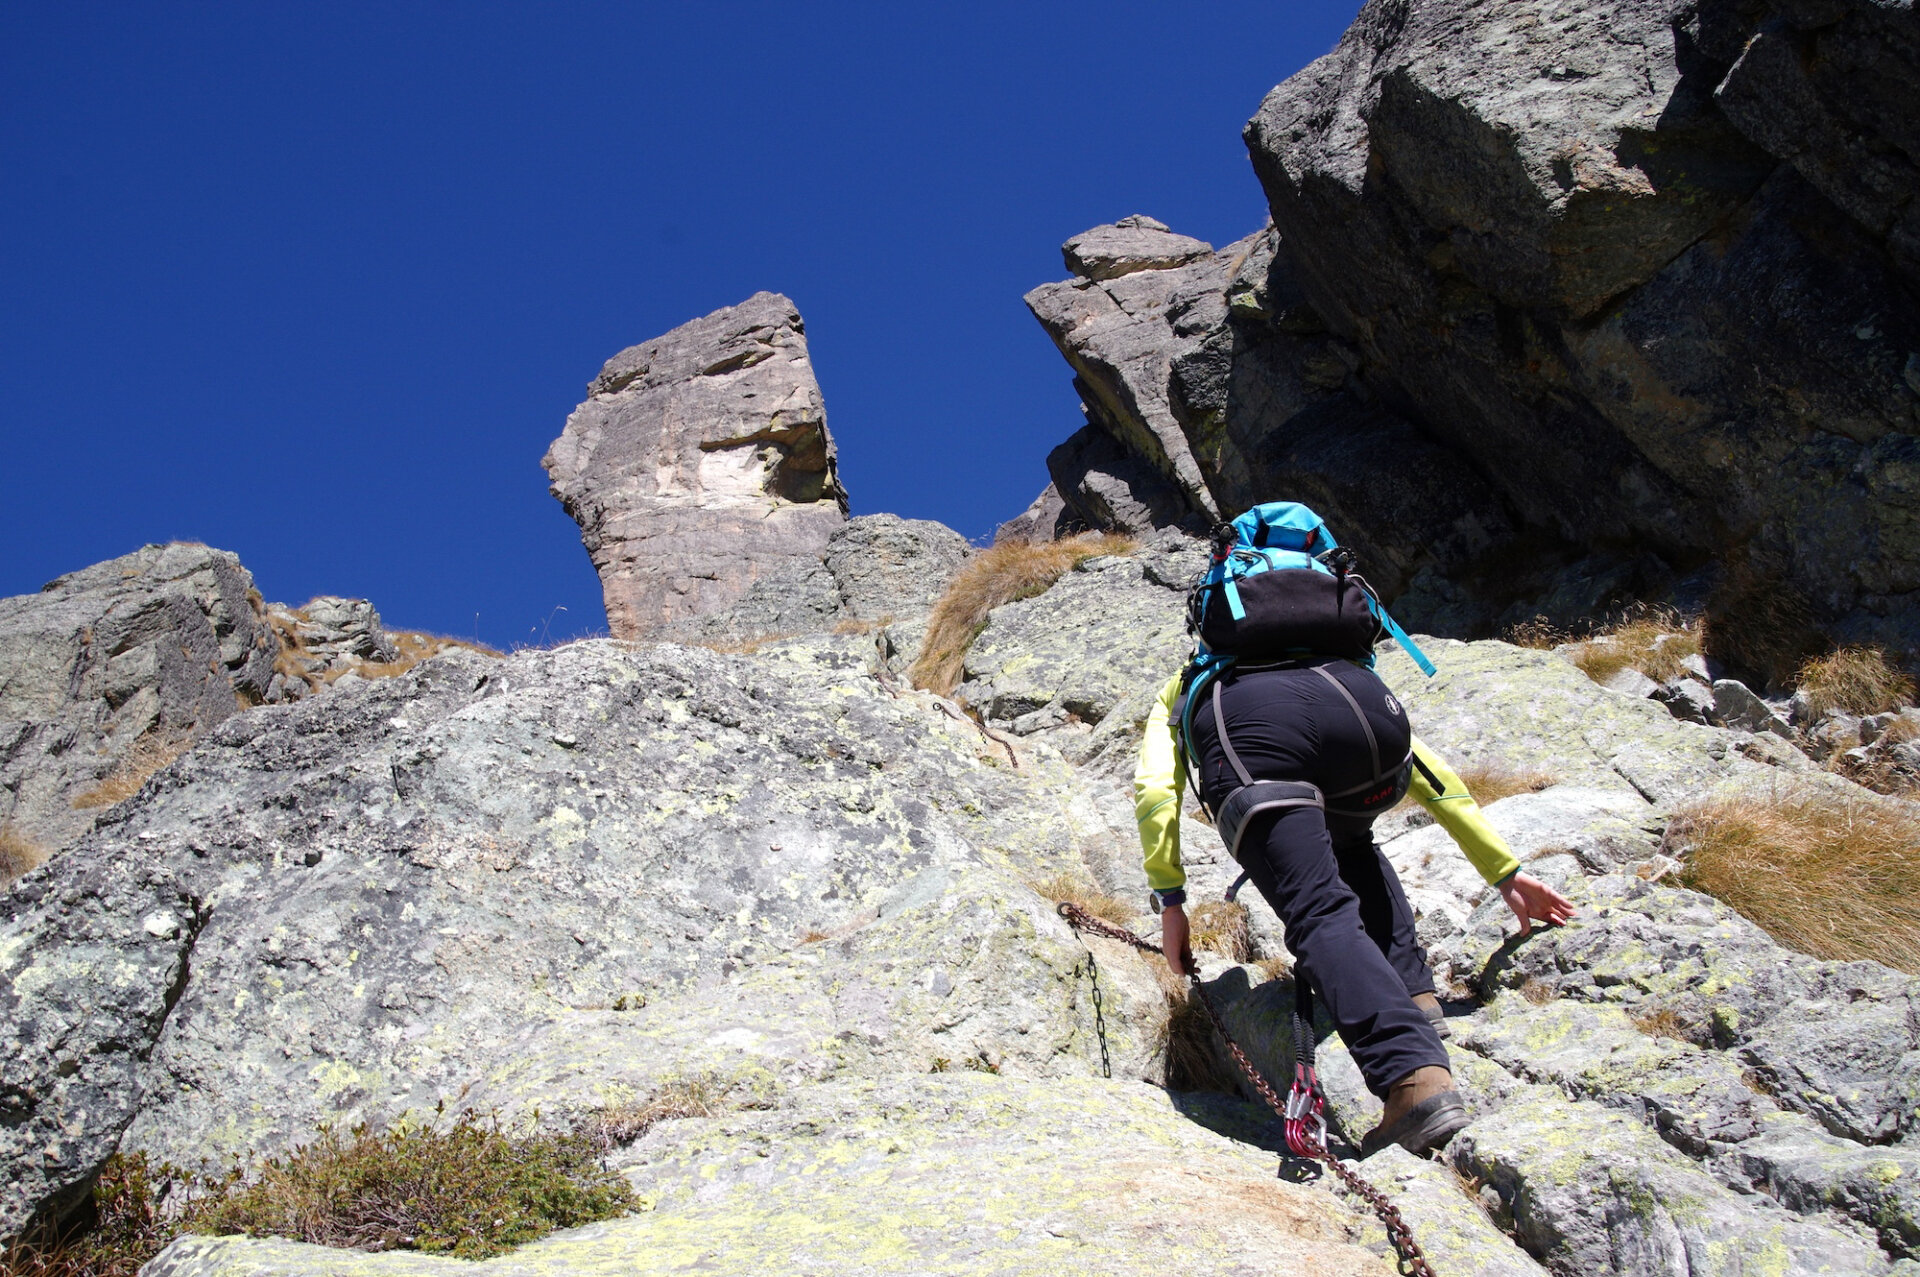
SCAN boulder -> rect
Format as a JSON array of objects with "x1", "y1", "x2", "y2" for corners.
[
  {"x1": 1451, "y1": 1087, "x2": 1891, "y2": 1274},
  {"x1": 263, "y1": 596, "x2": 400, "y2": 698},
  {"x1": 1061, "y1": 214, "x2": 1213, "y2": 282},
  {"x1": 1023, "y1": 226, "x2": 1517, "y2": 602},
  {"x1": 0, "y1": 543, "x2": 279, "y2": 858},
  {"x1": 671, "y1": 513, "x2": 973, "y2": 646},
  {"x1": 1710, "y1": 678, "x2": 1796, "y2": 738},
  {"x1": 822, "y1": 514, "x2": 972, "y2": 623},
  {"x1": 1653, "y1": 677, "x2": 1717, "y2": 725},
  {"x1": 542, "y1": 293, "x2": 850, "y2": 640},
  {"x1": 1241, "y1": 0, "x2": 1920, "y2": 659},
  {"x1": 1046, "y1": 422, "x2": 1200, "y2": 536}
]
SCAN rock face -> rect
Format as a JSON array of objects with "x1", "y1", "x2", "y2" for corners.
[
  {"x1": 672, "y1": 513, "x2": 973, "y2": 647},
  {"x1": 1025, "y1": 224, "x2": 1518, "y2": 608},
  {"x1": 0, "y1": 633, "x2": 1173, "y2": 1243},
  {"x1": 0, "y1": 544, "x2": 278, "y2": 857},
  {"x1": 543, "y1": 293, "x2": 851, "y2": 641},
  {"x1": 1027, "y1": 0, "x2": 1920, "y2": 665},
  {"x1": 7, "y1": 540, "x2": 1920, "y2": 1273}
]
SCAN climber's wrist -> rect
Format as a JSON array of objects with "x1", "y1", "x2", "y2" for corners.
[{"x1": 1149, "y1": 886, "x2": 1187, "y2": 913}]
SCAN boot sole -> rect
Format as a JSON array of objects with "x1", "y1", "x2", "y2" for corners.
[
  {"x1": 1361, "y1": 1091, "x2": 1470, "y2": 1159},
  {"x1": 1423, "y1": 1003, "x2": 1451, "y2": 1040}
]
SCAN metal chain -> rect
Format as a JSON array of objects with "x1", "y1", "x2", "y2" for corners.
[
  {"x1": 1081, "y1": 950, "x2": 1113, "y2": 1079},
  {"x1": 1057, "y1": 901, "x2": 1437, "y2": 1277}
]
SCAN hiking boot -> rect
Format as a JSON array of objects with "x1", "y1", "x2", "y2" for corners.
[
  {"x1": 1412, "y1": 992, "x2": 1451, "y2": 1039},
  {"x1": 1361, "y1": 1066, "x2": 1469, "y2": 1158}
]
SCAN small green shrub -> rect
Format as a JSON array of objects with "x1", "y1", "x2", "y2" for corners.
[
  {"x1": 195, "y1": 1112, "x2": 635, "y2": 1259},
  {"x1": 1, "y1": 1110, "x2": 639, "y2": 1275},
  {"x1": 0, "y1": 1152, "x2": 180, "y2": 1277}
]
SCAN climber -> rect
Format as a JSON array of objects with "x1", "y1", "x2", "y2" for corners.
[{"x1": 1136, "y1": 504, "x2": 1574, "y2": 1157}]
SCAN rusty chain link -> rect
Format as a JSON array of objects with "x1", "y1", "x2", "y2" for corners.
[{"x1": 1058, "y1": 901, "x2": 1437, "y2": 1277}]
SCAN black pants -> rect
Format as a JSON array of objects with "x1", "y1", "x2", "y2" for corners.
[{"x1": 1189, "y1": 659, "x2": 1449, "y2": 1098}]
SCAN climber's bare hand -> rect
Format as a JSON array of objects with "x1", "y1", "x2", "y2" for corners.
[
  {"x1": 1498, "y1": 872, "x2": 1575, "y2": 937},
  {"x1": 1161, "y1": 904, "x2": 1195, "y2": 976}
]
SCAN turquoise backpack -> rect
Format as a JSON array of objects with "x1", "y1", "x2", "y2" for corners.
[{"x1": 1178, "y1": 502, "x2": 1435, "y2": 773}]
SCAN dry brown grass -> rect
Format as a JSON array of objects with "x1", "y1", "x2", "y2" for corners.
[
  {"x1": 1630, "y1": 1007, "x2": 1701, "y2": 1044},
  {"x1": 572, "y1": 1078, "x2": 727, "y2": 1153},
  {"x1": 1253, "y1": 954, "x2": 1293, "y2": 983},
  {"x1": 1670, "y1": 782, "x2": 1920, "y2": 973},
  {"x1": 1, "y1": 823, "x2": 47, "y2": 886},
  {"x1": 1187, "y1": 901, "x2": 1253, "y2": 963},
  {"x1": 70, "y1": 736, "x2": 190, "y2": 810},
  {"x1": 1033, "y1": 873, "x2": 1137, "y2": 927},
  {"x1": 1158, "y1": 993, "x2": 1245, "y2": 1095},
  {"x1": 1456, "y1": 760, "x2": 1558, "y2": 806},
  {"x1": 331, "y1": 630, "x2": 501, "y2": 681},
  {"x1": 1518, "y1": 978, "x2": 1557, "y2": 1006},
  {"x1": 683, "y1": 632, "x2": 796, "y2": 656},
  {"x1": 1565, "y1": 610, "x2": 1700, "y2": 686},
  {"x1": 1502, "y1": 615, "x2": 1568, "y2": 650},
  {"x1": 910, "y1": 533, "x2": 1136, "y2": 696},
  {"x1": 1795, "y1": 647, "x2": 1916, "y2": 718}
]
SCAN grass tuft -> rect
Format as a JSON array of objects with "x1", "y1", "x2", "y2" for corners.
[
  {"x1": 1033, "y1": 873, "x2": 1137, "y2": 927},
  {"x1": 911, "y1": 534, "x2": 1136, "y2": 696},
  {"x1": 1630, "y1": 1008, "x2": 1701, "y2": 1044},
  {"x1": 1795, "y1": 647, "x2": 1915, "y2": 718},
  {"x1": 325, "y1": 631, "x2": 501, "y2": 683},
  {"x1": 1, "y1": 823, "x2": 48, "y2": 886},
  {"x1": 684, "y1": 633, "x2": 795, "y2": 656},
  {"x1": 1502, "y1": 615, "x2": 1568, "y2": 650},
  {"x1": 269, "y1": 608, "x2": 501, "y2": 693},
  {"x1": 1564, "y1": 609, "x2": 1700, "y2": 686},
  {"x1": 1158, "y1": 994, "x2": 1244, "y2": 1095},
  {"x1": 1187, "y1": 901, "x2": 1253, "y2": 964},
  {"x1": 1670, "y1": 783, "x2": 1920, "y2": 973},
  {"x1": 572, "y1": 1078, "x2": 727, "y2": 1154},
  {"x1": 70, "y1": 736, "x2": 191, "y2": 811},
  {"x1": 1456, "y1": 760, "x2": 1558, "y2": 806},
  {"x1": 1252, "y1": 954, "x2": 1293, "y2": 983}
]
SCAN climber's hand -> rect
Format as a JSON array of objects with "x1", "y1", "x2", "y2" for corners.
[
  {"x1": 1498, "y1": 872, "x2": 1575, "y2": 938},
  {"x1": 1161, "y1": 904, "x2": 1195, "y2": 976}
]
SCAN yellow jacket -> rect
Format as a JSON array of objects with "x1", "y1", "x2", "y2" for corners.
[{"x1": 1134, "y1": 672, "x2": 1522, "y2": 891}]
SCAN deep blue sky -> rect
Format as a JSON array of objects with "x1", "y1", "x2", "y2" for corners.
[{"x1": 2, "y1": 2, "x2": 1360, "y2": 647}]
